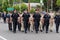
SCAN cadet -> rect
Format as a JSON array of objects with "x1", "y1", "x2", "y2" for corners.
[
  {"x1": 22, "y1": 9, "x2": 30, "y2": 33},
  {"x1": 43, "y1": 12, "x2": 51, "y2": 33},
  {"x1": 33, "y1": 9, "x2": 41, "y2": 33},
  {"x1": 20, "y1": 14, "x2": 24, "y2": 32},
  {"x1": 29, "y1": 14, "x2": 34, "y2": 32},
  {"x1": 54, "y1": 12, "x2": 60, "y2": 33},
  {"x1": 49, "y1": 10, "x2": 54, "y2": 32},
  {"x1": 17, "y1": 12, "x2": 21, "y2": 31},
  {"x1": 6, "y1": 12, "x2": 12, "y2": 31},
  {"x1": 11, "y1": 10, "x2": 19, "y2": 33},
  {"x1": 39, "y1": 13, "x2": 44, "y2": 32}
]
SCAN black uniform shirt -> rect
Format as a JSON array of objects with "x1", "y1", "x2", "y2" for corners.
[
  {"x1": 33, "y1": 13, "x2": 41, "y2": 22},
  {"x1": 11, "y1": 13, "x2": 19, "y2": 22},
  {"x1": 22, "y1": 13, "x2": 30, "y2": 22},
  {"x1": 43, "y1": 14, "x2": 51, "y2": 23},
  {"x1": 54, "y1": 15, "x2": 60, "y2": 23}
]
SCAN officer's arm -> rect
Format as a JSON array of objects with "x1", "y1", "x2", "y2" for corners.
[
  {"x1": 11, "y1": 14, "x2": 13, "y2": 18},
  {"x1": 6, "y1": 14, "x2": 8, "y2": 23},
  {"x1": 49, "y1": 15, "x2": 51, "y2": 18},
  {"x1": 42, "y1": 15, "x2": 45, "y2": 19},
  {"x1": 33, "y1": 14, "x2": 35, "y2": 18},
  {"x1": 22, "y1": 14, "x2": 24, "y2": 17},
  {"x1": 28, "y1": 14, "x2": 30, "y2": 17},
  {"x1": 43, "y1": 15, "x2": 45, "y2": 18}
]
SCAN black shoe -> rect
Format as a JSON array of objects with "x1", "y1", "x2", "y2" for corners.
[
  {"x1": 36, "y1": 31, "x2": 38, "y2": 34},
  {"x1": 13, "y1": 31, "x2": 16, "y2": 33},
  {"x1": 9, "y1": 29, "x2": 12, "y2": 31},
  {"x1": 56, "y1": 32, "x2": 59, "y2": 33},
  {"x1": 25, "y1": 32, "x2": 27, "y2": 33},
  {"x1": 40, "y1": 30, "x2": 43, "y2": 32},
  {"x1": 50, "y1": 30, "x2": 53, "y2": 32},
  {"x1": 31, "y1": 31, "x2": 33, "y2": 32},
  {"x1": 46, "y1": 31, "x2": 48, "y2": 33},
  {"x1": 18, "y1": 30, "x2": 21, "y2": 31},
  {"x1": 10, "y1": 30, "x2": 12, "y2": 31}
]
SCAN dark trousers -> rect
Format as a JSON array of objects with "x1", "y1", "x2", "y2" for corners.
[
  {"x1": 34, "y1": 21, "x2": 39, "y2": 33},
  {"x1": 3, "y1": 18, "x2": 6, "y2": 23},
  {"x1": 28, "y1": 23, "x2": 30, "y2": 31},
  {"x1": 55, "y1": 22, "x2": 60, "y2": 32},
  {"x1": 13, "y1": 22, "x2": 17, "y2": 32},
  {"x1": 24, "y1": 21, "x2": 29, "y2": 33},
  {"x1": 43, "y1": 22, "x2": 49, "y2": 32},
  {"x1": 18, "y1": 23, "x2": 21, "y2": 31},
  {"x1": 8, "y1": 23, "x2": 12, "y2": 31}
]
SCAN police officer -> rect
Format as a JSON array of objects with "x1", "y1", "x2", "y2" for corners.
[
  {"x1": 43, "y1": 12, "x2": 51, "y2": 33},
  {"x1": 54, "y1": 12, "x2": 60, "y2": 33},
  {"x1": 33, "y1": 9, "x2": 41, "y2": 33},
  {"x1": 0, "y1": 12, "x2": 1, "y2": 20},
  {"x1": 2, "y1": 11, "x2": 7, "y2": 23},
  {"x1": 6, "y1": 12, "x2": 12, "y2": 31},
  {"x1": 11, "y1": 10, "x2": 19, "y2": 33},
  {"x1": 22, "y1": 9, "x2": 30, "y2": 33}
]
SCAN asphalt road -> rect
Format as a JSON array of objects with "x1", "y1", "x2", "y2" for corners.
[{"x1": 0, "y1": 19, "x2": 60, "y2": 40}]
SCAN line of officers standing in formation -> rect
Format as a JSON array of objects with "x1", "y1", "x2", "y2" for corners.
[{"x1": 2, "y1": 9, "x2": 60, "y2": 34}]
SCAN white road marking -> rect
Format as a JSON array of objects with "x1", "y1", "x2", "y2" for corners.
[{"x1": 0, "y1": 36, "x2": 7, "y2": 40}]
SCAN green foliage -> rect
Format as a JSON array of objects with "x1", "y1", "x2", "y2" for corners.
[
  {"x1": 56, "y1": 0, "x2": 60, "y2": 6},
  {"x1": 20, "y1": 3, "x2": 28, "y2": 12},
  {"x1": 36, "y1": 5, "x2": 41, "y2": 8},
  {"x1": 13, "y1": 3, "x2": 28, "y2": 12},
  {"x1": 22, "y1": 0, "x2": 40, "y2": 3},
  {"x1": 2, "y1": 1, "x2": 10, "y2": 12},
  {"x1": 13, "y1": 5, "x2": 20, "y2": 11},
  {"x1": 30, "y1": 8, "x2": 35, "y2": 13},
  {"x1": 30, "y1": 0, "x2": 40, "y2": 3}
]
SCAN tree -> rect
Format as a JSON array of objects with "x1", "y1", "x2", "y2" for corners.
[
  {"x1": 21, "y1": 3, "x2": 28, "y2": 12},
  {"x1": 2, "y1": 0, "x2": 11, "y2": 12},
  {"x1": 22, "y1": 0, "x2": 40, "y2": 3},
  {"x1": 56, "y1": 0, "x2": 60, "y2": 6}
]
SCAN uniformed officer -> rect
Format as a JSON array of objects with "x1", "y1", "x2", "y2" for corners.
[
  {"x1": 43, "y1": 12, "x2": 51, "y2": 33},
  {"x1": 22, "y1": 9, "x2": 30, "y2": 33},
  {"x1": 33, "y1": 9, "x2": 41, "y2": 33},
  {"x1": 54, "y1": 12, "x2": 60, "y2": 33},
  {"x1": 6, "y1": 12, "x2": 12, "y2": 31},
  {"x1": 2, "y1": 11, "x2": 7, "y2": 23},
  {"x1": 0, "y1": 12, "x2": 1, "y2": 20},
  {"x1": 11, "y1": 10, "x2": 19, "y2": 33}
]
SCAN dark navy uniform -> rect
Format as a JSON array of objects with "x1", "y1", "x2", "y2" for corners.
[
  {"x1": 54, "y1": 15, "x2": 60, "y2": 33},
  {"x1": 7, "y1": 13, "x2": 12, "y2": 31},
  {"x1": 11, "y1": 13, "x2": 19, "y2": 33},
  {"x1": 22, "y1": 13, "x2": 30, "y2": 33},
  {"x1": 33, "y1": 13, "x2": 41, "y2": 33},
  {"x1": 43, "y1": 14, "x2": 51, "y2": 33},
  {"x1": 2, "y1": 13, "x2": 7, "y2": 23}
]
